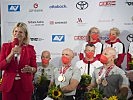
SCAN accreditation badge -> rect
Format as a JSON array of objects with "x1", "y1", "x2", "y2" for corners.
[
  {"x1": 58, "y1": 75, "x2": 64, "y2": 82},
  {"x1": 102, "y1": 79, "x2": 108, "y2": 86}
]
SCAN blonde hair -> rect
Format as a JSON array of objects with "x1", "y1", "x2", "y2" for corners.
[
  {"x1": 110, "y1": 27, "x2": 120, "y2": 36},
  {"x1": 86, "y1": 27, "x2": 100, "y2": 41},
  {"x1": 12, "y1": 22, "x2": 30, "y2": 44}
]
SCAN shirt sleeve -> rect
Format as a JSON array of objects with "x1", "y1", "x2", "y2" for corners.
[{"x1": 71, "y1": 67, "x2": 81, "y2": 82}]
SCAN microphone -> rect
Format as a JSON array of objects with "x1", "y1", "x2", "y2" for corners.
[{"x1": 13, "y1": 37, "x2": 19, "y2": 58}]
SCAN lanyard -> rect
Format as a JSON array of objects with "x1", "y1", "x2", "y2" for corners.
[
  {"x1": 60, "y1": 65, "x2": 71, "y2": 75},
  {"x1": 98, "y1": 65, "x2": 114, "y2": 78}
]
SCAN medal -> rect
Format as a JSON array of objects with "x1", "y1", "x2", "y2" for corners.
[
  {"x1": 58, "y1": 75, "x2": 64, "y2": 82},
  {"x1": 96, "y1": 78, "x2": 101, "y2": 84},
  {"x1": 62, "y1": 76, "x2": 66, "y2": 82},
  {"x1": 102, "y1": 79, "x2": 108, "y2": 86},
  {"x1": 59, "y1": 65, "x2": 70, "y2": 82}
]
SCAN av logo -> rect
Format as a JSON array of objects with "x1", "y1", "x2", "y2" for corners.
[
  {"x1": 8, "y1": 5, "x2": 20, "y2": 12},
  {"x1": 52, "y1": 35, "x2": 65, "y2": 42}
]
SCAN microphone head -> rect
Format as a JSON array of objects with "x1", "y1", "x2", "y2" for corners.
[{"x1": 13, "y1": 38, "x2": 19, "y2": 46}]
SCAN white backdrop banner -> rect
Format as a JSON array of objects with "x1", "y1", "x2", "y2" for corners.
[{"x1": 1, "y1": 0, "x2": 133, "y2": 68}]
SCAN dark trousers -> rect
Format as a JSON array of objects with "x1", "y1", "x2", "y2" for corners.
[
  {"x1": 63, "y1": 95, "x2": 74, "y2": 100},
  {"x1": 129, "y1": 80, "x2": 133, "y2": 94},
  {"x1": 32, "y1": 80, "x2": 50, "y2": 100},
  {"x1": 0, "y1": 92, "x2": 2, "y2": 100}
]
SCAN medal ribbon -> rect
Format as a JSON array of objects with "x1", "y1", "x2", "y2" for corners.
[
  {"x1": 60, "y1": 65, "x2": 71, "y2": 75},
  {"x1": 98, "y1": 65, "x2": 114, "y2": 77}
]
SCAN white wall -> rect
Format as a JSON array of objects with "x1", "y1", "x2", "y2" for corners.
[{"x1": 1, "y1": 0, "x2": 133, "y2": 68}]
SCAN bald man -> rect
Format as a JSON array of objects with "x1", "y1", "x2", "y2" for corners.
[
  {"x1": 34, "y1": 50, "x2": 54, "y2": 100},
  {"x1": 53, "y1": 48, "x2": 81, "y2": 100},
  {"x1": 87, "y1": 47, "x2": 129, "y2": 99}
]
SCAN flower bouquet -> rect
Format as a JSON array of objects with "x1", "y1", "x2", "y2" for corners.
[
  {"x1": 84, "y1": 88, "x2": 103, "y2": 100},
  {"x1": 108, "y1": 95, "x2": 127, "y2": 100},
  {"x1": 128, "y1": 59, "x2": 133, "y2": 70},
  {"x1": 75, "y1": 74, "x2": 92, "y2": 100},
  {"x1": 80, "y1": 74, "x2": 92, "y2": 87},
  {"x1": 108, "y1": 96, "x2": 118, "y2": 100},
  {"x1": 37, "y1": 74, "x2": 48, "y2": 85},
  {"x1": 48, "y1": 84, "x2": 63, "y2": 100}
]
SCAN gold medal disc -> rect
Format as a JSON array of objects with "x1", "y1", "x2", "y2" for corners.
[
  {"x1": 58, "y1": 75, "x2": 64, "y2": 82},
  {"x1": 96, "y1": 78, "x2": 101, "y2": 84},
  {"x1": 62, "y1": 76, "x2": 66, "y2": 82},
  {"x1": 102, "y1": 79, "x2": 108, "y2": 86}
]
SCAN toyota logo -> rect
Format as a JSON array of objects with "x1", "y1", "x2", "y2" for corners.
[
  {"x1": 76, "y1": 1, "x2": 88, "y2": 10},
  {"x1": 127, "y1": 34, "x2": 133, "y2": 42}
]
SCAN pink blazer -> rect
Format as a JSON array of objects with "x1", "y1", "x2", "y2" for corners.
[{"x1": 0, "y1": 42, "x2": 37, "y2": 92}]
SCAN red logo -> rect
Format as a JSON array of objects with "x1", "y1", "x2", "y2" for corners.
[
  {"x1": 34, "y1": 3, "x2": 38, "y2": 8},
  {"x1": 50, "y1": 21, "x2": 54, "y2": 25},
  {"x1": 74, "y1": 36, "x2": 86, "y2": 40},
  {"x1": 99, "y1": 1, "x2": 116, "y2": 6}
]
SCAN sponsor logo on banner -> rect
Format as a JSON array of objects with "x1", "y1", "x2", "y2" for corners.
[
  {"x1": 30, "y1": 38, "x2": 44, "y2": 41},
  {"x1": 28, "y1": 20, "x2": 44, "y2": 26},
  {"x1": 29, "y1": 3, "x2": 43, "y2": 12},
  {"x1": 49, "y1": 4, "x2": 67, "y2": 9},
  {"x1": 74, "y1": 35, "x2": 86, "y2": 40},
  {"x1": 52, "y1": 35, "x2": 65, "y2": 42},
  {"x1": 127, "y1": 34, "x2": 133, "y2": 42},
  {"x1": 49, "y1": 21, "x2": 67, "y2": 25},
  {"x1": 8, "y1": 5, "x2": 20, "y2": 12},
  {"x1": 126, "y1": 0, "x2": 133, "y2": 6},
  {"x1": 76, "y1": 1, "x2": 88, "y2": 10},
  {"x1": 100, "y1": 36, "x2": 109, "y2": 41},
  {"x1": 124, "y1": 16, "x2": 133, "y2": 25},
  {"x1": 98, "y1": 19, "x2": 114, "y2": 22},
  {"x1": 99, "y1": 0, "x2": 116, "y2": 6},
  {"x1": 76, "y1": 18, "x2": 87, "y2": 25}
]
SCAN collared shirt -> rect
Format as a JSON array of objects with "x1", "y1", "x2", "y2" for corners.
[
  {"x1": 91, "y1": 65, "x2": 129, "y2": 97},
  {"x1": 128, "y1": 42, "x2": 133, "y2": 57},
  {"x1": 53, "y1": 65, "x2": 81, "y2": 96},
  {"x1": 76, "y1": 60, "x2": 103, "y2": 77},
  {"x1": 103, "y1": 39, "x2": 125, "y2": 58},
  {"x1": 34, "y1": 63, "x2": 54, "y2": 84}
]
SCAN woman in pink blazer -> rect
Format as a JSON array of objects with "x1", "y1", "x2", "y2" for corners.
[{"x1": 0, "y1": 22, "x2": 37, "y2": 100}]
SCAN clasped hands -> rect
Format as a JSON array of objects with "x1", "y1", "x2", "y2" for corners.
[{"x1": 21, "y1": 65, "x2": 33, "y2": 73}]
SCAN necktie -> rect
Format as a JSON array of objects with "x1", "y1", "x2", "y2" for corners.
[
  {"x1": 111, "y1": 42, "x2": 113, "y2": 47},
  {"x1": 41, "y1": 69, "x2": 44, "y2": 76},
  {"x1": 88, "y1": 61, "x2": 90, "y2": 75}
]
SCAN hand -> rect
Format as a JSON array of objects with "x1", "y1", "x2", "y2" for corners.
[
  {"x1": 86, "y1": 86, "x2": 93, "y2": 91},
  {"x1": 21, "y1": 65, "x2": 33, "y2": 73},
  {"x1": 126, "y1": 71, "x2": 133, "y2": 81},
  {"x1": 12, "y1": 46, "x2": 20, "y2": 55}
]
